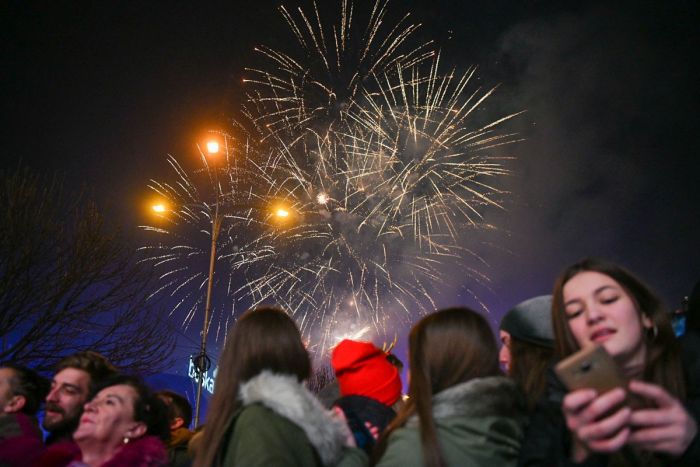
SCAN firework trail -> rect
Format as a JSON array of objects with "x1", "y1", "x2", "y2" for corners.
[
  {"x1": 243, "y1": 0, "x2": 434, "y2": 140},
  {"x1": 140, "y1": 0, "x2": 523, "y2": 355},
  {"x1": 138, "y1": 135, "x2": 267, "y2": 341}
]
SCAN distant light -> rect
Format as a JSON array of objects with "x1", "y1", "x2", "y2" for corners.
[
  {"x1": 152, "y1": 204, "x2": 166, "y2": 213},
  {"x1": 276, "y1": 208, "x2": 289, "y2": 218},
  {"x1": 206, "y1": 141, "x2": 220, "y2": 155},
  {"x1": 317, "y1": 193, "x2": 329, "y2": 204}
]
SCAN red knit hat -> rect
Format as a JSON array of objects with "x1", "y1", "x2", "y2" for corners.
[{"x1": 331, "y1": 339, "x2": 402, "y2": 406}]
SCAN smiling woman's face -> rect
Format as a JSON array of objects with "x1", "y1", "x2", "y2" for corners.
[
  {"x1": 73, "y1": 384, "x2": 144, "y2": 447},
  {"x1": 563, "y1": 271, "x2": 651, "y2": 372}
]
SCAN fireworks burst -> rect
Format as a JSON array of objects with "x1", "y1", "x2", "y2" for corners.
[
  {"x1": 140, "y1": 0, "x2": 523, "y2": 355},
  {"x1": 243, "y1": 0, "x2": 434, "y2": 139}
]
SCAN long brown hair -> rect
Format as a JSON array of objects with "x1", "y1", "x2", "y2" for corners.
[
  {"x1": 509, "y1": 338, "x2": 554, "y2": 411},
  {"x1": 551, "y1": 258, "x2": 685, "y2": 399},
  {"x1": 373, "y1": 307, "x2": 501, "y2": 467},
  {"x1": 194, "y1": 306, "x2": 311, "y2": 467}
]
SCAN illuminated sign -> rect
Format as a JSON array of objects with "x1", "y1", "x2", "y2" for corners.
[{"x1": 188, "y1": 357, "x2": 218, "y2": 395}]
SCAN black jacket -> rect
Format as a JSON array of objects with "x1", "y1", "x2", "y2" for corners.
[{"x1": 518, "y1": 335, "x2": 700, "y2": 467}]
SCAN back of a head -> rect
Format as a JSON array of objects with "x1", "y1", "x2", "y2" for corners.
[
  {"x1": 331, "y1": 339, "x2": 402, "y2": 406},
  {"x1": 411, "y1": 307, "x2": 500, "y2": 395},
  {"x1": 156, "y1": 390, "x2": 193, "y2": 429},
  {"x1": 500, "y1": 295, "x2": 554, "y2": 348},
  {"x1": 1, "y1": 363, "x2": 50, "y2": 416},
  {"x1": 500, "y1": 295, "x2": 555, "y2": 411},
  {"x1": 225, "y1": 306, "x2": 311, "y2": 383},
  {"x1": 55, "y1": 351, "x2": 118, "y2": 395},
  {"x1": 195, "y1": 306, "x2": 310, "y2": 467},
  {"x1": 378, "y1": 307, "x2": 500, "y2": 467}
]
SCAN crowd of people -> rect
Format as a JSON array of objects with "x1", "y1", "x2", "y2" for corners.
[{"x1": 1, "y1": 257, "x2": 699, "y2": 466}]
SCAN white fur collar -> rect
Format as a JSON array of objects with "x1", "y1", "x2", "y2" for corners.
[
  {"x1": 239, "y1": 371, "x2": 350, "y2": 466},
  {"x1": 408, "y1": 376, "x2": 526, "y2": 425},
  {"x1": 432, "y1": 376, "x2": 524, "y2": 418}
]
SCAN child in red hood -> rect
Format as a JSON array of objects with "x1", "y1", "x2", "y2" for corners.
[{"x1": 331, "y1": 339, "x2": 403, "y2": 453}]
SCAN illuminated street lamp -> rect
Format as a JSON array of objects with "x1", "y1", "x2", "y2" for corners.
[
  {"x1": 149, "y1": 137, "x2": 287, "y2": 426},
  {"x1": 193, "y1": 138, "x2": 222, "y2": 427},
  {"x1": 206, "y1": 140, "x2": 219, "y2": 155}
]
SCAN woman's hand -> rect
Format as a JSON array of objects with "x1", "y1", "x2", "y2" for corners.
[
  {"x1": 627, "y1": 379, "x2": 698, "y2": 457},
  {"x1": 562, "y1": 387, "x2": 631, "y2": 462}
]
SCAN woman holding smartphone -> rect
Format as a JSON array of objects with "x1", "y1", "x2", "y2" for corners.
[{"x1": 520, "y1": 258, "x2": 700, "y2": 466}]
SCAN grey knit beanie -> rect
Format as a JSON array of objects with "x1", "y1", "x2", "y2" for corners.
[{"x1": 500, "y1": 295, "x2": 554, "y2": 348}]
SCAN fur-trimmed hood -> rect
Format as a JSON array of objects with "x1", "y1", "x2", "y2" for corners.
[
  {"x1": 408, "y1": 376, "x2": 527, "y2": 426},
  {"x1": 239, "y1": 371, "x2": 351, "y2": 466},
  {"x1": 377, "y1": 377, "x2": 526, "y2": 465}
]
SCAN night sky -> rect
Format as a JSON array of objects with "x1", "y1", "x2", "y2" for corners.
[{"x1": 3, "y1": 0, "x2": 699, "y2": 370}]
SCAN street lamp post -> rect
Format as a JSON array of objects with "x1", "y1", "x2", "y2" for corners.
[
  {"x1": 193, "y1": 139, "x2": 221, "y2": 427},
  {"x1": 151, "y1": 138, "x2": 292, "y2": 427}
]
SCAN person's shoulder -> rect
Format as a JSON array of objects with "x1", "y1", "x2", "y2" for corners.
[
  {"x1": 33, "y1": 440, "x2": 80, "y2": 467},
  {"x1": 237, "y1": 402, "x2": 286, "y2": 424},
  {"x1": 235, "y1": 402, "x2": 308, "y2": 440},
  {"x1": 376, "y1": 426, "x2": 422, "y2": 467}
]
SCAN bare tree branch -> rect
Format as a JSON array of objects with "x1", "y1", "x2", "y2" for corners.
[{"x1": 0, "y1": 166, "x2": 176, "y2": 374}]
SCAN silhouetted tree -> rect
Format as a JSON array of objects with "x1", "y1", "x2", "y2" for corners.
[{"x1": 0, "y1": 167, "x2": 176, "y2": 374}]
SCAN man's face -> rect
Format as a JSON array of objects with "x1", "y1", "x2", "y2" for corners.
[
  {"x1": 0, "y1": 367, "x2": 17, "y2": 412},
  {"x1": 42, "y1": 368, "x2": 91, "y2": 434}
]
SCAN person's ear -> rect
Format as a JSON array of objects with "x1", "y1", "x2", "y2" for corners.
[
  {"x1": 126, "y1": 422, "x2": 147, "y2": 440},
  {"x1": 642, "y1": 314, "x2": 653, "y2": 329},
  {"x1": 3, "y1": 394, "x2": 26, "y2": 414},
  {"x1": 170, "y1": 416, "x2": 185, "y2": 430}
]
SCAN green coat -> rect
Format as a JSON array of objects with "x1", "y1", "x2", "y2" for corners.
[
  {"x1": 218, "y1": 371, "x2": 366, "y2": 467},
  {"x1": 222, "y1": 404, "x2": 323, "y2": 466},
  {"x1": 376, "y1": 377, "x2": 526, "y2": 467}
]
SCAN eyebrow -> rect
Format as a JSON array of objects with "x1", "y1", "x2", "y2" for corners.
[
  {"x1": 103, "y1": 393, "x2": 125, "y2": 403},
  {"x1": 53, "y1": 381, "x2": 83, "y2": 392}
]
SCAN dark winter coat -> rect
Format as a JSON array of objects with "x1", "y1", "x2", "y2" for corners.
[
  {"x1": 518, "y1": 335, "x2": 700, "y2": 467},
  {"x1": 33, "y1": 435, "x2": 167, "y2": 467},
  {"x1": 166, "y1": 426, "x2": 193, "y2": 467},
  {"x1": 334, "y1": 395, "x2": 396, "y2": 453},
  {"x1": 0, "y1": 412, "x2": 44, "y2": 467},
  {"x1": 375, "y1": 376, "x2": 527, "y2": 467},
  {"x1": 218, "y1": 371, "x2": 365, "y2": 467}
]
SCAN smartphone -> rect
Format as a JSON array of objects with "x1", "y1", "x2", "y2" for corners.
[{"x1": 555, "y1": 345, "x2": 627, "y2": 394}]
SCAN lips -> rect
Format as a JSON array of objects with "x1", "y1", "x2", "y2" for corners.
[
  {"x1": 44, "y1": 409, "x2": 63, "y2": 420},
  {"x1": 45, "y1": 403, "x2": 64, "y2": 416},
  {"x1": 590, "y1": 328, "x2": 616, "y2": 342}
]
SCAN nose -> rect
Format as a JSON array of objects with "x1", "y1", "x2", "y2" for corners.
[
  {"x1": 585, "y1": 302, "x2": 604, "y2": 324},
  {"x1": 83, "y1": 399, "x2": 96, "y2": 413},
  {"x1": 46, "y1": 387, "x2": 59, "y2": 403},
  {"x1": 499, "y1": 345, "x2": 511, "y2": 374}
]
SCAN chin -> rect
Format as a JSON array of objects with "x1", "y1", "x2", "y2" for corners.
[
  {"x1": 73, "y1": 429, "x2": 92, "y2": 441},
  {"x1": 600, "y1": 342, "x2": 623, "y2": 359}
]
